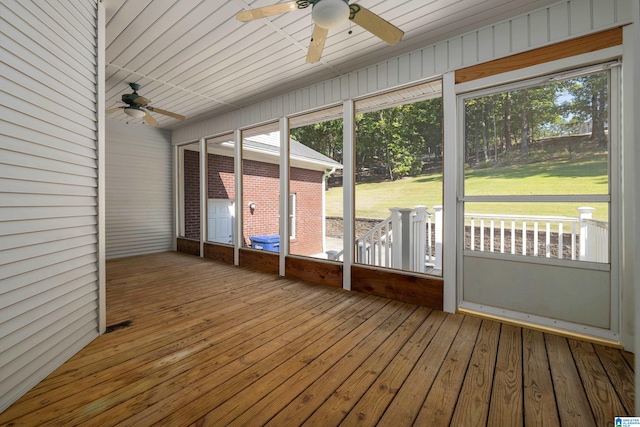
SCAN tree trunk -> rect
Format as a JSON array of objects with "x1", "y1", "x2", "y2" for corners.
[
  {"x1": 520, "y1": 110, "x2": 530, "y2": 155},
  {"x1": 597, "y1": 92, "x2": 607, "y2": 150},
  {"x1": 503, "y1": 92, "x2": 512, "y2": 152},
  {"x1": 493, "y1": 112, "x2": 498, "y2": 162},
  {"x1": 482, "y1": 104, "x2": 488, "y2": 162},
  {"x1": 474, "y1": 114, "x2": 479, "y2": 164},
  {"x1": 590, "y1": 92, "x2": 599, "y2": 143}
]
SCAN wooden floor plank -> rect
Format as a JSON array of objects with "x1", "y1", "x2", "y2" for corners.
[
  {"x1": 265, "y1": 306, "x2": 433, "y2": 426},
  {"x1": 222, "y1": 302, "x2": 416, "y2": 426},
  {"x1": 11, "y1": 280, "x2": 311, "y2": 414},
  {"x1": 82, "y1": 293, "x2": 372, "y2": 427},
  {"x1": 545, "y1": 333, "x2": 596, "y2": 426},
  {"x1": 488, "y1": 323, "x2": 523, "y2": 427},
  {"x1": 29, "y1": 278, "x2": 298, "y2": 395},
  {"x1": 411, "y1": 315, "x2": 483, "y2": 426},
  {"x1": 302, "y1": 310, "x2": 447, "y2": 427},
  {"x1": 450, "y1": 319, "x2": 501, "y2": 426},
  {"x1": 622, "y1": 350, "x2": 635, "y2": 370},
  {"x1": 523, "y1": 329, "x2": 560, "y2": 426},
  {"x1": 114, "y1": 295, "x2": 386, "y2": 426},
  {"x1": 594, "y1": 345, "x2": 636, "y2": 414},
  {"x1": 0, "y1": 252, "x2": 633, "y2": 427},
  {"x1": 5, "y1": 282, "x2": 333, "y2": 425},
  {"x1": 569, "y1": 339, "x2": 628, "y2": 423},
  {"x1": 368, "y1": 312, "x2": 461, "y2": 427}
]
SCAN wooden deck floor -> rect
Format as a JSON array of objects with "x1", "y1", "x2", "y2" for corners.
[{"x1": 1, "y1": 252, "x2": 634, "y2": 426}]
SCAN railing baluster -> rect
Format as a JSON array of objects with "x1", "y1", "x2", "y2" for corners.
[
  {"x1": 480, "y1": 219, "x2": 485, "y2": 252},
  {"x1": 471, "y1": 218, "x2": 475, "y2": 251},
  {"x1": 545, "y1": 221, "x2": 551, "y2": 258},
  {"x1": 533, "y1": 221, "x2": 538, "y2": 256},
  {"x1": 558, "y1": 222, "x2": 563, "y2": 260},
  {"x1": 490, "y1": 219, "x2": 495, "y2": 252},
  {"x1": 427, "y1": 216, "x2": 433, "y2": 261},
  {"x1": 511, "y1": 220, "x2": 515, "y2": 254},
  {"x1": 500, "y1": 220, "x2": 505, "y2": 253},
  {"x1": 522, "y1": 221, "x2": 527, "y2": 256},
  {"x1": 385, "y1": 224, "x2": 390, "y2": 266},
  {"x1": 571, "y1": 222, "x2": 576, "y2": 260}
]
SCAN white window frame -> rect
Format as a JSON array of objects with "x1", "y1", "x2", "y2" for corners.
[{"x1": 289, "y1": 193, "x2": 296, "y2": 239}]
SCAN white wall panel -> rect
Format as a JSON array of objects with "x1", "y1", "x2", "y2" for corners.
[
  {"x1": 478, "y1": 28, "x2": 494, "y2": 63},
  {"x1": 570, "y1": 0, "x2": 594, "y2": 35},
  {"x1": 529, "y1": 9, "x2": 549, "y2": 47},
  {"x1": 511, "y1": 15, "x2": 530, "y2": 52},
  {"x1": 173, "y1": 0, "x2": 632, "y2": 144},
  {"x1": 549, "y1": 2, "x2": 571, "y2": 40},
  {"x1": 0, "y1": 0, "x2": 100, "y2": 413},
  {"x1": 494, "y1": 22, "x2": 511, "y2": 57},
  {"x1": 462, "y1": 32, "x2": 478, "y2": 66},
  {"x1": 105, "y1": 120, "x2": 173, "y2": 259}
]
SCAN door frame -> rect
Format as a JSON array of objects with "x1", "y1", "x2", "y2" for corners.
[{"x1": 454, "y1": 53, "x2": 622, "y2": 343}]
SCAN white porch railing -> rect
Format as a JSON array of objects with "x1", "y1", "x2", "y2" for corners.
[
  {"x1": 353, "y1": 206, "x2": 443, "y2": 273},
  {"x1": 329, "y1": 205, "x2": 607, "y2": 269},
  {"x1": 465, "y1": 206, "x2": 608, "y2": 263},
  {"x1": 355, "y1": 213, "x2": 393, "y2": 268}
]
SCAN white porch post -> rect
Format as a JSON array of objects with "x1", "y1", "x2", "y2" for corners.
[
  {"x1": 279, "y1": 117, "x2": 289, "y2": 276},
  {"x1": 442, "y1": 71, "x2": 457, "y2": 313},
  {"x1": 389, "y1": 207, "x2": 402, "y2": 269},
  {"x1": 233, "y1": 129, "x2": 242, "y2": 266},
  {"x1": 399, "y1": 208, "x2": 412, "y2": 270},
  {"x1": 413, "y1": 206, "x2": 427, "y2": 272},
  {"x1": 578, "y1": 206, "x2": 594, "y2": 261},
  {"x1": 199, "y1": 138, "x2": 207, "y2": 257},
  {"x1": 434, "y1": 205, "x2": 443, "y2": 271},
  {"x1": 342, "y1": 100, "x2": 354, "y2": 290}
]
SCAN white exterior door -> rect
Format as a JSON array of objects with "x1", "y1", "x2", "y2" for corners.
[{"x1": 208, "y1": 199, "x2": 234, "y2": 244}]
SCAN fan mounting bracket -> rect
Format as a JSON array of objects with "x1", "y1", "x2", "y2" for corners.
[{"x1": 349, "y1": 3, "x2": 361, "y2": 19}]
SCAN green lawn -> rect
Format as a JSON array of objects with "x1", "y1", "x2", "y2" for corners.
[{"x1": 325, "y1": 153, "x2": 609, "y2": 221}]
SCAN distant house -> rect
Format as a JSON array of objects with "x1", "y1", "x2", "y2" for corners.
[{"x1": 183, "y1": 132, "x2": 342, "y2": 256}]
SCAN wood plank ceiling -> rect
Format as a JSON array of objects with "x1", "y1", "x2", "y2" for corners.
[{"x1": 104, "y1": 0, "x2": 557, "y2": 129}]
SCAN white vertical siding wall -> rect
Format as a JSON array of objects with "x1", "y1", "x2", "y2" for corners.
[
  {"x1": 172, "y1": 0, "x2": 633, "y2": 144},
  {"x1": 105, "y1": 120, "x2": 173, "y2": 259},
  {"x1": 0, "y1": 0, "x2": 101, "y2": 412}
]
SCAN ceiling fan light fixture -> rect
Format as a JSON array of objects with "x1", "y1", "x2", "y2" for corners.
[
  {"x1": 124, "y1": 107, "x2": 145, "y2": 119},
  {"x1": 312, "y1": 0, "x2": 350, "y2": 29}
]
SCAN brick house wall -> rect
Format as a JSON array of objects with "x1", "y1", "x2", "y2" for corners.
[
  {"x1": 289, "y1": 167, "x2": 324, "y2": 256},
  {"x1": 241, "y1": 158, "x2": 280, "y2": 247},
  {"x1": 183, "y1": 149, "x2": 200, "y2": 239},
  {"x1": 183, "y1": 150, "x2": 325, "y2": 256},
  {"x1": 208, "y1": 153, "x2": 235, "y2": 199}
]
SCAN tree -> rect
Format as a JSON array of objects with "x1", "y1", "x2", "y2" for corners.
[
  {"x1": 355, "y1": 97, "x2": 442, "y2": 180},
  {"x1": 562, "y1": 72, "x2": 608, "y2": 150},
  {"x1": 290, "y1": 119, "x2": 343, "y2": 163}
]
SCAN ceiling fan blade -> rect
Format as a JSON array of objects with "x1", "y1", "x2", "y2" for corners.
[
  {"x1": 349, "y1": 5, "x2": 404, "y2": 45},
  {"x1": 236, "y1": 1, "x2": 299, "y2": 22},
  {"x1": 306, "y1": 25, "x2": 328, "y2": 64},
  {"x1": 105, "y1": 107, "x2": 123, "y2": 115},
  {"x1": 143, "y1": 111, "x2": 158, "y2": 126},
  {"x1": 133, "y1": 96, "x2": 150, "y2": 105},
  {"x1": 146, "y1": 106, "x2": 186, "y2": 121}
]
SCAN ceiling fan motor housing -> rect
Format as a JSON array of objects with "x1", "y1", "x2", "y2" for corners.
[{"x1": 121, "y1": 93, "x2": 143, "y2": 106}]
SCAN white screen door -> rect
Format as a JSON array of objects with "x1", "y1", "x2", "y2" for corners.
[{"x1": 457, "y1": 64, "x2": 619, "y2": 341}]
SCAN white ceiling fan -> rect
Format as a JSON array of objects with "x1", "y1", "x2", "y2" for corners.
[{"x1": 236, "y1": 0, "x2": 404, "y2": 63}]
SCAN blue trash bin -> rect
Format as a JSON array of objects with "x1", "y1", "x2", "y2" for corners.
[{"x1": 250, "y1": 234, "x2": 280, "y2": 252}]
